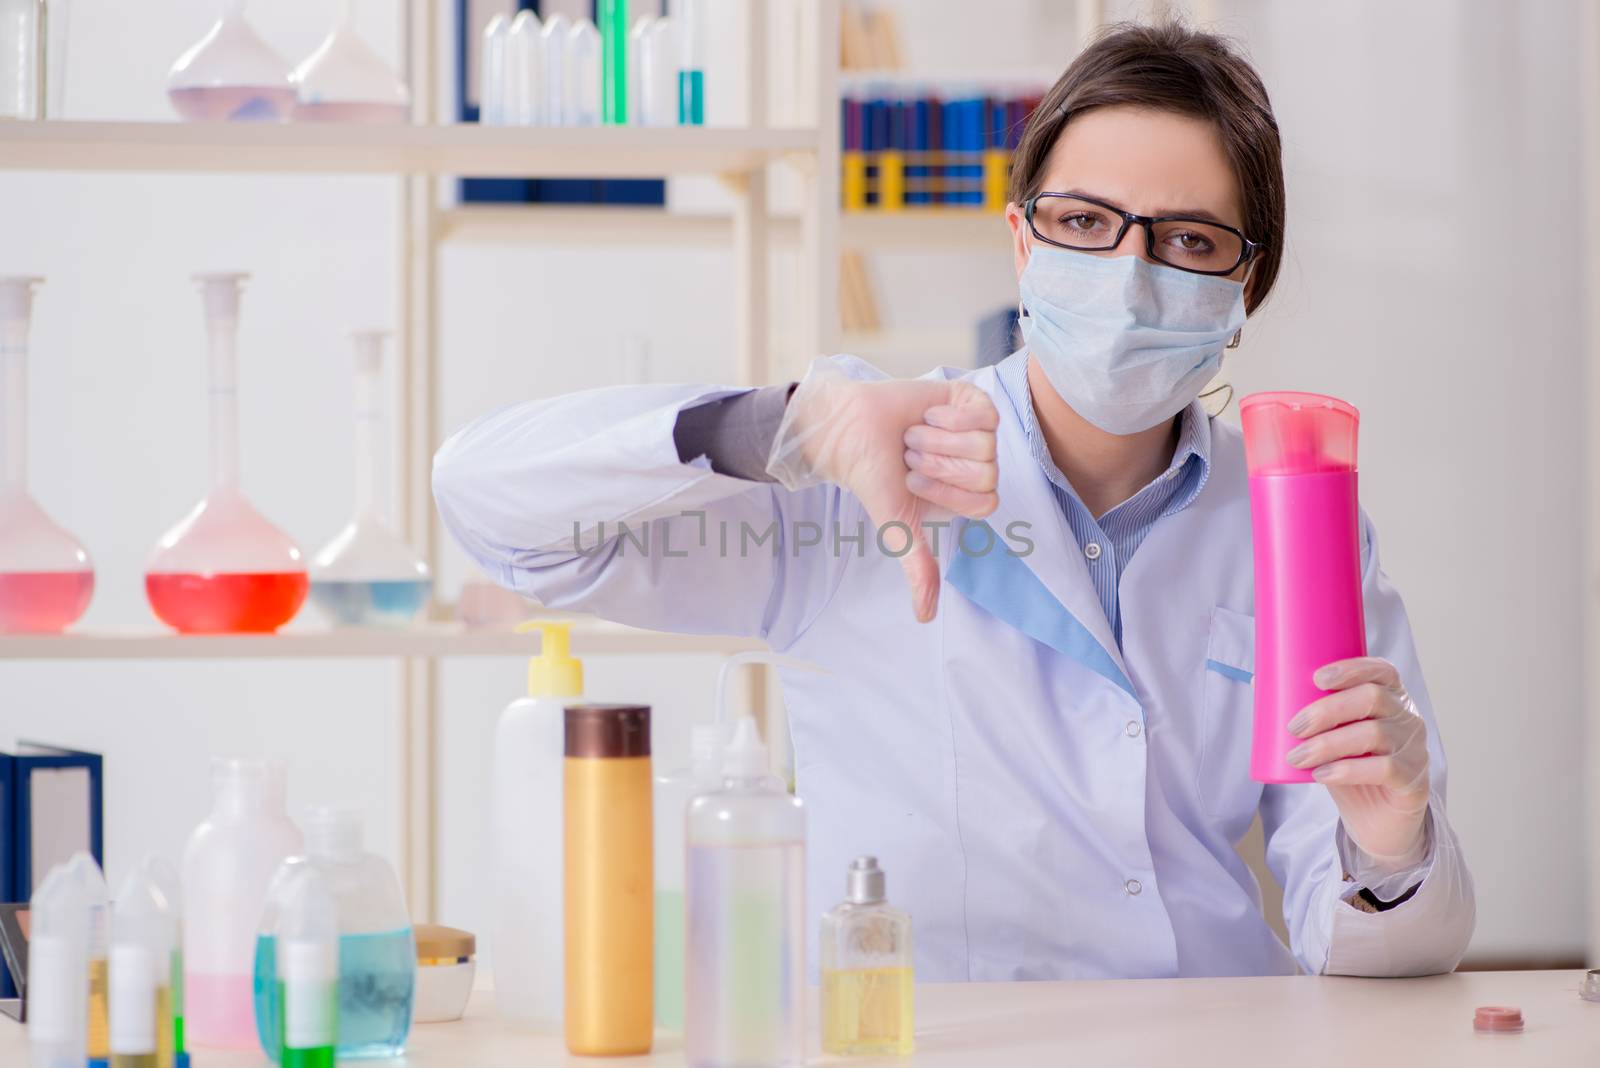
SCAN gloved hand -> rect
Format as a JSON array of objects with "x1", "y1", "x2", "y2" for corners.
[
  {"x1": 766, "y1": 358, "x2": 1000, "y2": 623},
  {"x1": 1285, "y1": 657, "x2": 1432, "y2": 871}
]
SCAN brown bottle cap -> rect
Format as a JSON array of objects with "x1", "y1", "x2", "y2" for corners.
[
  {"x1": 564, "y1": 703, "x2": 651, "y2": 758},
  {"x1": 413, "y1": 923, "x2": 475, "y2": 963}
]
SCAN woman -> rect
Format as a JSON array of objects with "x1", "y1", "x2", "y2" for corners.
[{"x1": 434, "y1": 23, "x2": 1474, "y2": 979}]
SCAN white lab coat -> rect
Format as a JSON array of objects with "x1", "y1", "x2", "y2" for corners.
[{"x1": 433, "y1": 356, "x2": 1475, "y2": 980}]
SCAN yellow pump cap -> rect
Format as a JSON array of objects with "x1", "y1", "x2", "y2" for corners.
[{"x1": 516, "y1": 620, "x2": 584, "y2": 698}]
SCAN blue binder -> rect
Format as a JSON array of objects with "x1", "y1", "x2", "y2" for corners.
[{"x1": 0, "y1": 742, "x2": 103, "y2": 999}]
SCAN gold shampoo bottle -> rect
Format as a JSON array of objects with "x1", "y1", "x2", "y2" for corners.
[{"x1": 564, "y1": 703, "x2": 653, "y2": 1055}]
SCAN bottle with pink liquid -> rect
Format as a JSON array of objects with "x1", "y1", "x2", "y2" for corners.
[
  {"x1": 290, "y1": 0, "x2": 412, "y2": 124},
  {"x1": 1241, "y1": 391, "x2": 1366, "y2": 784},
  {"x1": 183, "y1": 757, "x2": 304, "y2": 1050},
  {"x1": 145, "y1": 273, "x2": 309, "y2": 634},
  {"x1": 0, "y1": 276, "x2": 94, "y2": 634}
]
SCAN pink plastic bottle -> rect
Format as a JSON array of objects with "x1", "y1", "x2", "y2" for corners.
[{"x1": 1240, "y1": 392, "x2": 1366, "y2": 784}]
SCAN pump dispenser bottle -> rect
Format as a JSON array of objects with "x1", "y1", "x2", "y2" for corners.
[
  {"x1": 820, "y1": 856, "x2": 914, "y2": 1055},
  {"x1": 686, "y1": 716, "x2": 805, "y2": 1068},
  {"x1": 491, "y1": 621, "x2": 583, "y2": 1032}
]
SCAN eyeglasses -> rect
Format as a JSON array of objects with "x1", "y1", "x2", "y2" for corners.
[{"x1": 1024, "y1": 191, "x2": 1262, "y2": 277}]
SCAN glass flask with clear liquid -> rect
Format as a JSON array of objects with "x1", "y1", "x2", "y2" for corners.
[
  {"x1": 167, "y1": 0, "x2": 294, "y2": 122},
  {"x1": 0, "y1": 276, "x2": 94, "y2": 634},
  {"x1": 290, "y1": 0, "x2": 410, "y2": 124},
  {"x1": 145, "y1": 274, "x2": 308, "y2": 634},
  {"x1": 309, "y1": 331, "x2": 430, "y2": 628},
  {"x1": 254, "y1": 808, "x2": 415, "y2": 1061}
]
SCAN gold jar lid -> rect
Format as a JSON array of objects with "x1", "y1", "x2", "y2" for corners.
[{"x1": 414, "y1": 923, "x2": 476, "y2": 964}]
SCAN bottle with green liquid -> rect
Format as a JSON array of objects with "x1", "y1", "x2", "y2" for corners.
[{"x1": 276, "y1": 868, "x2": 339, "y2": 1068}]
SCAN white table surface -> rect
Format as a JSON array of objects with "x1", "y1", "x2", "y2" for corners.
[{"x1": 4, "y1": 970, "x2": 1595, "y2": 1067}]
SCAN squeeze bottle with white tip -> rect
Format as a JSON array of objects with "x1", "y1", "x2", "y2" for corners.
[
  {"x1": 28, "y1": 864, "x2": 90, "y2": 1068},
  {"x1": 685, "y1": 716, "x2": 805, "y2": 1067},
  {"x1": 491, "y1": 620, "x2": 583, "y2": 1031}
]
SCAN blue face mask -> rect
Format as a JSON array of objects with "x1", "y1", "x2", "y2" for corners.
[{"x1": 1018, "y1": 243, "x2": 1247, "y2": 435}]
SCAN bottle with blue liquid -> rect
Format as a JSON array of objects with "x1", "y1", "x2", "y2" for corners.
[
  {"x1": 309, "y1": 331, "x2": 432, "y2": 627},
  {"x1": 253, "y1": 807, "x2": 415, "y2": 1061}
]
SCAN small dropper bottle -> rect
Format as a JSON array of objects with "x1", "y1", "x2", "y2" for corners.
[
  {"x1": 66, "y1": 852, "x2": 112, "y2": 1063},
  {"x1": 109, "y1": 891, "x2": 160, "y2": 1068},
  {"x1": 28, "y1": 864, "x2": 90, "y2": 1068},
  {"x1": 112, "y1": 863, "x2": 179, "y2": 1068},
  {"x1": 277, "y1": 868, "x2": 339, "y2": 1068}
]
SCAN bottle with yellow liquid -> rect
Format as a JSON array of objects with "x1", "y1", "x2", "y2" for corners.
[
  {"x1": 65, "y1": 852, "x2": 112, "y2": 1063},
  {"x1": 820, "y1": 856, "x2": 914, "y2": 1056},
  {"x1": 564, "y1": 702, "x2": 653, "y2": 1056},
  {"x1": 113, "y1": 861, "x2": 180, "y2": 1068}
]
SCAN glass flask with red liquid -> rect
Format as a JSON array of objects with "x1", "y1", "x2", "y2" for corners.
[
  {"x1": 308, "y1": 331, "x2": 431, "y2": 628},
  {"x1": 290, "y1": 0, "x2": 412, "y2": 124},
  {"x1": 0, "y1": 276, "x2": 95, "y2": 634},
  {"x1": 166, "y1": 0, "x2": 295, "y2": 122},
  {"x1": 145, "y1": 274, "x2": 308, "y2": 634}
]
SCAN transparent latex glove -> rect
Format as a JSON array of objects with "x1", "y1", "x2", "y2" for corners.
[
  {"x1": 767, "y1": 359, "x2": 999, "y2": 623},
  {"x1": 1284, "y1": 656, "x2": 1432, "y2": 872}
]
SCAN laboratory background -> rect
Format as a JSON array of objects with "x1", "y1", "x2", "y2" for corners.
[{"x1": 1, "y1": 0, "x2": 1599, "y2": 1062}]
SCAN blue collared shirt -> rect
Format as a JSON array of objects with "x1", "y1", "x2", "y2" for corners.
[{"x1": 994, "y1": 351, "x2": 1212, "y2": 646}]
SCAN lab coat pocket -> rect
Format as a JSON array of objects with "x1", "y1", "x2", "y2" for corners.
[{"x1": 1198, "y1": 605, "x2": 1257, "y2": 820}]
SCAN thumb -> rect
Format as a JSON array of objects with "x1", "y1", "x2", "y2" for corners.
[{"x1": 897, "y1": 530, "x2": 941, "y2": 623}]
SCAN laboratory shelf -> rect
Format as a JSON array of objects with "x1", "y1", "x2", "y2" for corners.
[
  {"x1": 0, "y1": 619, "x2": 762, "y2": 660},
  {"x1": 0, "y1": 121, "x2": 820, "y2": 178}
]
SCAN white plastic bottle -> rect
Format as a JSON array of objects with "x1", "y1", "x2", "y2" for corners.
[
  {"x1": 491, "y1": 620, "x2": 583, "y2": 1031},
  {"x1": 28, "y1": 863, "x2": 89, "y2": 1068},
  {"x1": 685, "y1": 717, "x2": 806, "y2": 1068},
  {"x1": 652, "y1": 723, "x2": 722, "y2": 1032},
  {"x1": 182, "y1": 758, "x2": 303, "y2": 1049}
]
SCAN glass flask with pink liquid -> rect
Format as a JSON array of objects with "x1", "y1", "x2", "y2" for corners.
[
  {"x1": 0, "y1": 276, "x2": 94, "y2": 634},
  {"x1": 290, "y1": 0, "x2": 411, "y2": 124},
  {"x1": 309, "y1": 331, "x2": 431, "y2": 628},
  {"x1": 145, "y1": 273, "x2": 309, "y2": 635},
  {"x1": 166, "y1": 0, "x2": 294, "y2": 122}
]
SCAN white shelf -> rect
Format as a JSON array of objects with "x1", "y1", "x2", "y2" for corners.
[
  {"x1": 0, "y1": 121, "x2": 819, "y2": 177},
  {"x1": 0, "y1": 619, "x2": 762, "y2": 660}
]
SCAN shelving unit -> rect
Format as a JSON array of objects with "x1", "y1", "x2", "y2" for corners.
[{"x1": 0, "y1": 0, "x2": 842, "y2": 922}]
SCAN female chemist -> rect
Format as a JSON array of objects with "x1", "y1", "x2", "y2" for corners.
[{"x1": 434, "y1": 23, "x2": 1475, "y2": 979}]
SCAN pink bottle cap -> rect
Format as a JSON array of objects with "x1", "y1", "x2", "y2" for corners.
[
  {"x1": 1239, "y1": 391, "x2": 1360, "y2": 476},
  {"x1": 1473, "y1": 1006, "x2": 1524, "y2": 1033}
]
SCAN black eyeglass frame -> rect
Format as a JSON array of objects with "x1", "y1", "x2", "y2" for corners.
[{"x1": 1024, "y1": 191, "x2": 1263, "y2": 277}]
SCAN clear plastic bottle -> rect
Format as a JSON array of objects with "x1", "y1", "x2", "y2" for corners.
[
  {"x1": 254, "y1": 807, "x2": 415, "y2": 1061},
  {"x1": 565, "y1": 17, "x2": 601, "y2": 126},
  {"x1": 685, "y1": 717, "x2": 805, "y2": 1068},
  {"x1": 652, "y1": 723, "x2": 721, "y2": 1032},
  {"x1": 166, "y1": 0, "x2": 294, "y2": 122},
  {"x1": 64, "y1": 852, "x2": 111, "y2": 1062},
  {"x1": 290, "y1": 0, "x2": 410, "y2": 124},
  {"x1": 28, "y1": 863, "x2": 90, "y2": 1068},
  {"x1": 309, "y1": 331, "x2": 430, "y2": 627},
  {"x1": 820, "y1": 857, "x2": 914, "y2": 1056},
  {"x1": 266, "y1": 865, "x2": 339, "y2": 1068},
  {"x1": 505, "y1": 9, "x2": 543, "y2": 125},
  {"x1": 0, "y1": 276, "x2": 94, "y2": 634},
  {"x1": 145, "y1": 274, "x2": 309, "y2": 634},
  {"x1": 112, "y1": 863, "x2": 180, "y2": 1068},
  {"x1": 491, "y1": 622, "x2": 581, "y2": 1033},
  {"x1": 183, "y1": 759, "x2": 304, "y2": 1050}
]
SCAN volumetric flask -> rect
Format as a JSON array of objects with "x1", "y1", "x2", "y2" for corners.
[
  {"x1": 291, "y1": 0, "x2": 410, "y2": 124},
  {"x1": 167, "y1": 0, "x2": 293, "y2": 122},
  {"x1": 309, "y1": 330, "x2": 430, "y2": 627},
  {"x1": 145, "y1": 274, "x2": 308, "y2": 634},
  {"x1": 0, "y1": 276, "x2": 94, "y2": 634}
]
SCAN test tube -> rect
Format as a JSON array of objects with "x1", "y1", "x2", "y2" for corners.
[
  {"x1": 541, "y1": 13, "x2": 570, "y2": 125},
  {"x1": 506, "y1": 9, "x2": 543, "y2": 125},
  {"x1": 66, "y1": 853, "x2": 111, "y2": 1062},
  {"x1": 109, "y1": 942, "x2": 158, "y2": 1068},
  {"x1": 600, "y1": 0, "x2": 628, "y2": 124},
  {"x1": 567, "y1": 18, "x2": 601, "y2": 127},
  {"x1": 676, "y1": 0, "x2": 704, "y2": 125},
  {"x1": 28, "y1": 865, "x2": 90, "y2": 1068}
]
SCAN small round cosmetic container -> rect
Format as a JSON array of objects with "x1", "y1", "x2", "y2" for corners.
[{"x1": 413, "y1": 925, "x2": 475, "y2": 1024}]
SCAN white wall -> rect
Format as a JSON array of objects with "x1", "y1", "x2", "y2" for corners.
[{"x1": 2, "y1": 0, "x2": 1589, "y2": 967}]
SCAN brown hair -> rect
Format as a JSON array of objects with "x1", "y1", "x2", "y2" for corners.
[{"x1": 1010, "y1": 22, "x2": 1285, "y2": 313}]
